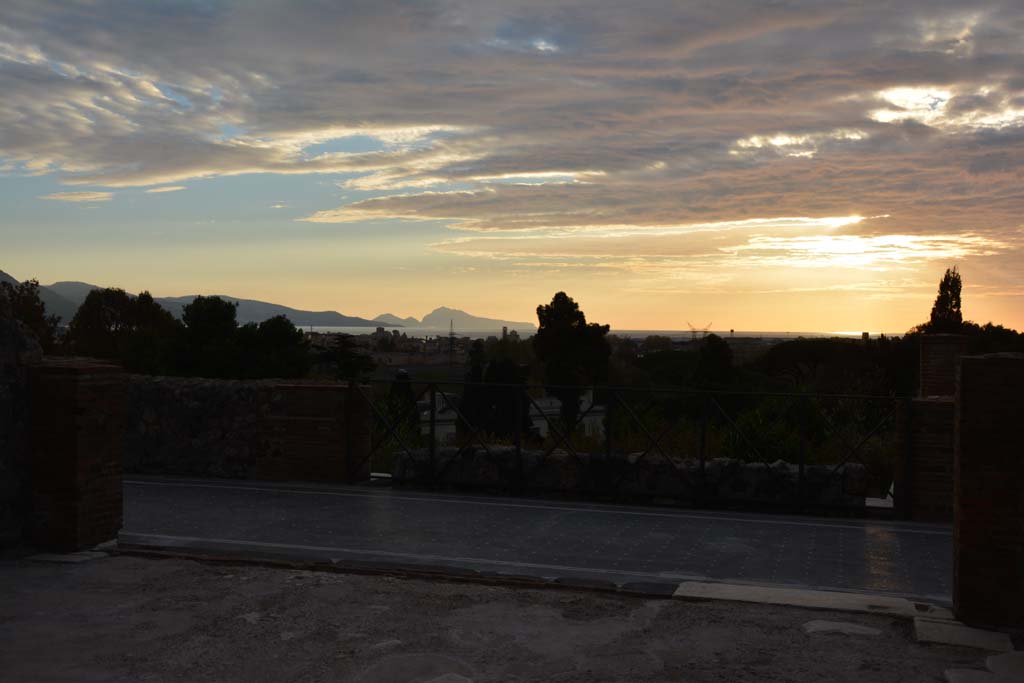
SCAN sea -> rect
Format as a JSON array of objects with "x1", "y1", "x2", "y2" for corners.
[{"x1": 304, "y1": 326, "x2": 885, "y2": 341}]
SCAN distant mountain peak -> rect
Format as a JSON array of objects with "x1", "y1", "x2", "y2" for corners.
[
  {"x1": 374, "y1": 313, "x2": 420, "y2": 327},
  {"x1": 420, "y1": 306, "x2": 535, "y2": 331}
]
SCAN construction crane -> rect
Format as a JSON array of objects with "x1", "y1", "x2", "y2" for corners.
[{"x1": 686, "y1": 321, "x2": 713, "y2": 341}]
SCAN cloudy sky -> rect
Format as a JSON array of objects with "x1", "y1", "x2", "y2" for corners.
[{"x1": 2, "y1": 0, "x2": 1023, "y2": 332}]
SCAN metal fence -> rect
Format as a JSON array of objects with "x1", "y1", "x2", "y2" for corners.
[{"x1": 351, "y1": 379, "x2": 910, "y2": 514}]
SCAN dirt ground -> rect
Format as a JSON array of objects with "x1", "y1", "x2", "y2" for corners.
[{"x1": 0, "y1": 554, "x2": 993, "y2": 682}]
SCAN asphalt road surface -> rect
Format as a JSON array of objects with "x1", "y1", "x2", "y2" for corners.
[{"x1": 122, "y1": 477, "x2": 952, "y2": 604}]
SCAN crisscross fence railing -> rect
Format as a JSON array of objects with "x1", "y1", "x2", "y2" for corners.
[{"x1": 350, "y1": 379, "x2": 911, "y2": 515}]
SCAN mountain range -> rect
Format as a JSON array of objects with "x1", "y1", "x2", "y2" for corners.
[
  {"x1": 374, "y1": 307, "x2": 535, "y2": 332},
  {"x1": 1, "y1": 269, "x2": 536, "y2": 331}
]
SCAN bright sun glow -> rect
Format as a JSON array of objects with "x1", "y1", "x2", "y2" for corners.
[
  {"x1": 870, "y1": 86, "x2": 1024, "y2": 130},
  {"x1": 735, "y1": 233, "x2": 1004, "y2": 269},
  {"x1": 733, "y1": 129, "x2": 867, "y2": 158}
]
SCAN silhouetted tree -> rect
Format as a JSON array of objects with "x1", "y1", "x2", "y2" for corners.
[
  {"x1": 121, "y1": 292, "x2": 183, "y2": 374},
  {"x1": 320, "y1": 333, "x2": 375, "y2": 380},
  {"x1": 183, "y1": 296, "x2": 238, "y2": 341},
  {"x1": 0, "y1": 279, "x2": 58, "y2": 351},
  {"x1": 695, "y1": 333, "x2": 734, "y2": 386},
  {"x1": 460, "y1": 340, "x2": 488, "y2": 433},
  {"x1": 69, "y1": 288, "x2": 183, "y2": 371},
  {"x1": 928, "y1": 267, "x2": 963, "y2": 333},
  {"x1": 386, "y1": 369, "x2": 419, "y2": 432},
  {"x1": 234, "y1": 315, "x2": 311, "y2": 379},
  {"x1": 482, "y1": 356, "x2": 530, "y2": 438},
  {"x1": 67, "y1": 288, "x2": 136, "y2": 358},
  {"x1": 642, "y1": 335, "x2": 673, "y2": 353},
  {"x1": 532, "y1": 291, "x2": 610, "y2": 427},
  {"x1": 180, "y1": 296, "x2": 240, "y2": 377},
  {"x1": 258, "y1": 315, "x2": 310, "y2": 377}
]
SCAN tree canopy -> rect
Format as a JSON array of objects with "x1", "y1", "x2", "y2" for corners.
[
  {"x1": 927, "y1": 267, "x2": 963, "y2": 333},
  {"x1": 533, "y1": 291, "x2": 610, "y2": 425},
  {"x1": 0, "y1": 279, "x2": 58, "y2": 351}
]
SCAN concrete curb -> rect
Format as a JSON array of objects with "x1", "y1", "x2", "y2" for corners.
[{"x1": 115, "y1": 535, "x2": 953, "y2": 619}]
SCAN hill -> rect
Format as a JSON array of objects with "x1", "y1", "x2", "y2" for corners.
[
  {"x1": 374, "y1": 313, "x2": 418, "y2": 327},
  {"x1": 0, "y1": 272, "x2": 84, "y2": 324},
  {"x1": 420, "y1": 306, "x2": 536, "y2": 332},
  {"x1": 4, "y1": 270, "x2": 382, "y2": 327},
  {"x1": 3, "y1": 269, "x2": 535, "y2": 330},
  {"x1": 155, "y1": 295, "x2": 380, "y2": 326}
]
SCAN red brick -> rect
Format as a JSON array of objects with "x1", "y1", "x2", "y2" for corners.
[
  {"x1": 953, "y1": 353, "x2": 1024, "y2": 628},
  {"x1": 29, "y1": 358, "x2": 125, "y2": 551}
]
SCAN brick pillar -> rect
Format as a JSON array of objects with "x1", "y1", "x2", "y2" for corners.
[
  {"x1": 920, "y1": 334, "x2": 967, "y2": 398},
  {"x1": 903, "y1": 334, "x2": 965, "y2": 522},
  {"x1": 29, "y1": 358, "x2": 126, "y2": 552},
  {"x1": 256, "y1": 382, "x2": 371, "y2": 483},
  {"x1": 905, "y1": 398, "x2": 954, "y2": 522},
  {"x1": 954, "y1": 353, "x2": 1024, "y2": 627}
]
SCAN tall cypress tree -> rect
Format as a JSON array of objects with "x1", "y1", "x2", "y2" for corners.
[{"x1": 928, "y1": 267, "x2": 963, "y2": 333}]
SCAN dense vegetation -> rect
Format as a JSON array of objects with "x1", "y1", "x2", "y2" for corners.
[
  {"x1": 65, "y1": 289, "x2": 311, "y2": 379},
  {"x1": 2, "y1": 270, "x2": 1022, "y2": 393}
]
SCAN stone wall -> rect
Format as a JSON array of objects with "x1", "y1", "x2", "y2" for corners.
[
  {"x1": 124, "y1": 377, "x2": 268, "y2": 478},
  {"x1": 954, "y1": 353, "x2": 1024, "y2": 628},
  {"x1": 393, "y1": 447, "x2": 867, "y2": 508},
  {"x1": 0, "y1": 316, "x2": 42, "y2": 547},
  {"x1": 123, "y1": 376, "x2": 370, "y2": 483}
]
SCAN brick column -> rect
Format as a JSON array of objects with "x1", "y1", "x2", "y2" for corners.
[
  {"x1": 902, "y1": 334, "x2": 965, "y2": 521},
  {"x1": 905, "y1": 398, "x2": 955, "y2": 522},
  {"x1": 920, "y1": 334, "x2": 967, "y2": 397},
  {"x1": 29, "y1": 358, "x2": 126, "y2": 551},
  {"x1": 954, "y1": 353, "x2": 1024, "y2": 627},
  {"x1": 256, "y1": 382, "x2": 371, "y2": 483}
]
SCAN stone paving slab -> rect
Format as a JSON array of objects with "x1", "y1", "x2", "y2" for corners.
[
  {"x1": 986, "y1": 652, "x2": 1024, "y2": 677},
  {"x1": 915, "y1": 618, "x2": 1014, "y2": 651},
  {"x1": 944, "y1": 670, "x2": 1017, "y2": 683},
  {"x1": 122, "y1": 476, "x2": 954, "y2": 604},
  {"x1": 675, "y1": 582, "x2": 951, "y2": 619},
  {"x1": 802, "y1": 619, "x2": 883, "y2": 636}
]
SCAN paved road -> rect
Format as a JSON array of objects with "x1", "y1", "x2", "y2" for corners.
[{"x1": 122, "y1": 477, "x2": 952, "y2": 604}]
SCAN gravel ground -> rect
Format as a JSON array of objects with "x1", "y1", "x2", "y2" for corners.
[{"x1": 0, "y1": 555, "x2": 991, "y2": 682}]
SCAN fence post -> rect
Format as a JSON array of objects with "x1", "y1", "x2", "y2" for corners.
[
  {"x1": 797, "y1": 396, "x2": 807, "y2": 509},
  {"x1": 897, "y1": 396, "x2": 914, "y2": 520},
  {"x1": 698, "y1": 395, "x2": 710, "y2": 506},
  {"x1": 605, "y1": 388, "x2": 615, "y2": 460},
  {"x1": 345, "y1": 381, "x2": 354, "y2": 477},
  {"x1": 429, "y1": 382, "x2": 437, "y2": 482},
  {"x1": 514, "y1": 384, "x2": 524, "y2": 493}
]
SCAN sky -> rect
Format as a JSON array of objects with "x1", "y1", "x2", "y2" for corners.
[{"x1": 1, "y1": 1, "x2": 1023, "y2": 333}]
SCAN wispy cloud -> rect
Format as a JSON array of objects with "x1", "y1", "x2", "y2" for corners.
[
  {"x1": 39, "y1": 191, "x2": 113, "y2": 202},
  {"x1": 144, "y1": 186, "x2": 185, "y2": 193}
]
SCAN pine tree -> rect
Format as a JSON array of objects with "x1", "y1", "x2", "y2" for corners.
[{"x1": 928, "y1": 267, "x2": 963, "y2": 333}]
